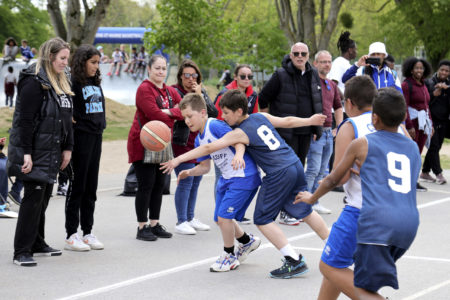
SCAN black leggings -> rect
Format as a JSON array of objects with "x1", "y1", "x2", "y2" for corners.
[{"x1": 133, "y1": 161, "x2": 166, "y2": 222}]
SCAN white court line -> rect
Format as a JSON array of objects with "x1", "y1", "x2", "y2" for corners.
[
  {"x1": 417, "y1": 197, "x2": 450, "y2": 209},
  {"x1": 59, "y1": 197, "x2": 450, "y2": 299},
  {"x1": 58, "y1": 231, "x2": 318, "y2": 300},
  {"x1": 401, "y1": 279, "x2": 450, "y2": 300}
]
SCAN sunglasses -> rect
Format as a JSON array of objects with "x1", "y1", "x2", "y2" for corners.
[
  {"x1": 292, "y1": 51, "x2": 308, "y2": 57},
  {"x1": 183, "y1": 73, "x2": 199, "y2": 79},
  {"x1": 239, "y1": 74, "x2": 254, "y2": 80},
  {"x1": 325, "y1": 80, "x2": 331, "y2": 91}
]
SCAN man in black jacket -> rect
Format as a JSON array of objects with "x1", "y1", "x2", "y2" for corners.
[
  {"x1": 421, "y1": 60, "x2": 450, "y2": 185},
  {"x1": 259, "y1": 43, "x2": 323, "y2": 225}
]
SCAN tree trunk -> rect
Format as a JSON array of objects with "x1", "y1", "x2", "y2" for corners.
[
  {"x1": 47, "y1": 0, "x2": 111, "y2": 47},
  {"x1": 47, "y1": 0, "x2": 67, "y2": 40},
  {"x1": 275, "y1": 0, "x2": 344, "y2": 56}
]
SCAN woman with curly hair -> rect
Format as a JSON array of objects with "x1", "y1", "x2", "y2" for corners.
[
  {"x1": 401, "y1": 56, "x2": 433, "y2": 192},
  {"x1": 64, "y1": 45, "x2": 106, "y2": 251},
  {"x1": 3, "y1": 37, "x2": 19, "y2": 61}
]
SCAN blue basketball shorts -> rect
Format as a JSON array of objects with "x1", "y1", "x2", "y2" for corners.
[
  {"x1": 321, "y1": 205, "x2": 360, "y2": 268},
  {"x1": 354, "y1": 244, "x2": 407, "y2": 292},
  {"x1": 214, "y1": 185, "x2": 258, "y2": 222},
  {"x1": 253, "y1": 161, "x2": 311, "y2": 225}
]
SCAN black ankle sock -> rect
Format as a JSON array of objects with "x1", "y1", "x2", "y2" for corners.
[
  {"x1": 237, "y1": 232, "x2": 250, "y2": 245},
  {"x1": 224, "y1": 246, "x2": 234, "y2": 254}
]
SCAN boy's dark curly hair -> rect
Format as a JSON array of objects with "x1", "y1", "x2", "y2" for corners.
[
  {"x1": 70, "y1": 44, "x2": 101, "y2": 86},
  {"x1": 337, "y1": 31, "x2": 355, "y2": 54},
  {"x1": 401, "y1": 57, "x2": 432, "y2": 79}
]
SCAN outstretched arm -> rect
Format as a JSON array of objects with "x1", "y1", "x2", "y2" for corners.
[
  {"x1": 261, "y1": 112, "x2": 326, "y2": 128},
  {"x1": 294, "y1": 137, "x2": 367, "y2": 204},
  {"x1": 177, "y1": 160, "x2": 211, "y2": 184},
  {"x1": 160, "y1": 128, "x2": 249, "y2": 173},
  {"x1": 231, "y1": 143, "x2": 246, "y2": 170}
]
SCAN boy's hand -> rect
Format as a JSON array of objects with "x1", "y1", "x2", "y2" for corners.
[
  {"x1": 293, "y1": 191, "x2": 314, "y2": 205},
  {"x1": 160, "y1": 158, "x2": 179, "y2": 174},
  {"x1": 177, "y1": 170, "x2": 191, "y2": 184},
  {"x1": 231, "y1": 155, "x2": 246, "y2": 170},
  {"x1": 309, "y1": 114, "x2": 327, "y2": 126}
]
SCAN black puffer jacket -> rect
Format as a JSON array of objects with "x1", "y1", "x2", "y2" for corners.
[
  {"x1": 7, "y1": 64, "x2": 73, "y2": 184},
  {"x1": 426, "y1": 73, "x2": 450, "y2": 122},
  {"x1": 259, "y1": 54, "x2": 323, "y2": 140}
]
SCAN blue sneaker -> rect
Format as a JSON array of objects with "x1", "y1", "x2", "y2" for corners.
[
  {"x1": 235, "y1": 234, "x2": 261, "y2": 262},
  {"x1": 269, "y1": 255, "x2": 309, "y2": 279}
]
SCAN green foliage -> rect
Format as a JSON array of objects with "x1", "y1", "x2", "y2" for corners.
[
  {"x1": 340, "y1": 12, "x2": 353, "y2": 29},
  {"x1": 0, "y1": 0, "x2": 52, "y2": 49},
  {"x1": 101, "y1": 0, "x2": 157, "y2": 27},
  {"x1": 145, "y1": 0, "x2": 230, "y2": 67}
]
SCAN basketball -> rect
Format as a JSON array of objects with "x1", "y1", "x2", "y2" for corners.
[{"x1": 140, "y1": 120, "x2": 171, "y2": 152}]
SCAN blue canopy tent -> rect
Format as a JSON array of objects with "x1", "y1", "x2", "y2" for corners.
[{"x1": 94, "y1": 27, "x2": 149, "y2": 44}]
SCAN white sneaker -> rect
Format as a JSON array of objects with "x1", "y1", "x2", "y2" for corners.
[
  {"x1": 279, "y1": 211, "x2": 301, "y2": 226},
  {"x1": 64, "y1": 233, "x2": 90, "y2": 251},
  {"x1": 235, "y1": 234, "x2": 261, "y2": 262},
  {"x1": 313, "y1": 203, "x2": 332, "y2": 214},
  {"x1": 210, "y1": 252, "x2": 240, "y2": 272},
  {"x1": 175, "y1": 222, "x2": 196, "y2": 235},
  {"x1": 83, "y1": 234, "x2": 104, "y2": 250},
  {"x1": 188, "y1": 218, "x2": 210, "y2": 231}
]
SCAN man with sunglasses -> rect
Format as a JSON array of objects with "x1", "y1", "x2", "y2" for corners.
[
  {"x1": 259, "y1": 42, "x2": 323, "y2": 225},
  {"x1": 305, "y1": 51, "x2": 343, "y2": 215}
]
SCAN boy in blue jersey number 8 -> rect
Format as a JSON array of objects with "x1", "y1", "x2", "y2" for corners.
[
  {"x1": 296, "y1": 88, "x2": 421, "y2": 299},
  {"x1": 171, "y1": 93, "x2": 262, "y2": 272},
  {"x1": 161, "y1": 89, "x2": 329, "y2": 279}
]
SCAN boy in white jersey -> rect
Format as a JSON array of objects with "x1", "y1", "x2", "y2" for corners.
[
  {"x1": 296, "y1": 88, "x2": 420, "y2": 299},
  {"x1": 162, "y1": 90, "x2": 328, "y2": 279},
  {"x1": 305, "y1": 75, "x2": 377, "y2": 299},
  {"x1": 173, "y1": 93, "x2": 262, "y2": 272}
]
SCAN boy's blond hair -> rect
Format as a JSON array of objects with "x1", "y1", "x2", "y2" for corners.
[{"x1": 179, "y1": 93, "x2": 206, "y2": 112}]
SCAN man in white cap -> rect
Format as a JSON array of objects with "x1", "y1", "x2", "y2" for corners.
[
  {"x1": 96, "y1": 45, "x2": 109, "y2": 64},
  {"x1": 341, "y1": 42, "x2": 402, "y2": 92}
]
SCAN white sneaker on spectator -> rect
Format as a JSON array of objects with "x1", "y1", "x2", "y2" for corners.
[
  {"x1": 188, "y1": 218, "x2": 210, "y2": 231},
  {"x1": 175, "y1": 221, "x2": 196, "y2": 235},
  {"x1": 313, "y1": 203, "x2": 332, "y2": 214},
  {"x1": 83, "y1": 234, "x2": 104, "y2": 250},
  {"x1": 64, "y1": 233, "x2": 90, "y2": 251}
]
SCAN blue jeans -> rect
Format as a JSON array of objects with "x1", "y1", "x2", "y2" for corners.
[
  {"x1": 0, "y1": 156, "x2": 7, "y2": 200},
  {"x1": 305, "y1": 128, "x2": 333, "y2": 193},
  {"x1": 174, "y1": 163, "x2": 203, "y2": 224}
]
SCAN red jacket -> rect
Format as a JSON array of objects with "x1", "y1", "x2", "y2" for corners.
[
  {"x1": 214, "y1": 80, "x2": 259, "y2": 120},
  {"x1": 127, "y1": 80, "x2": 183, "y2": 163},
  {"x1": 402, "y1": 77, "x2": 431, "y2": 129}
]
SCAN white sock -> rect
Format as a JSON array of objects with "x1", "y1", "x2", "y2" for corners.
[{"x1": 280, "y1": 244, "x2": 299, "y2": 260}]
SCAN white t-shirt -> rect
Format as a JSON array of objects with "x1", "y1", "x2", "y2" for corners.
[
  {"x1": 5, "y1": 73, "x2": 15, "y2": 83},
  {"x1": 328, "y1": 56, "x2": 351, "y2": 94}
]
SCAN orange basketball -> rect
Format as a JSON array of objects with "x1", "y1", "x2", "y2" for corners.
[{"x1": 140, "y1": 120, "x2": 171, "y2": 152}]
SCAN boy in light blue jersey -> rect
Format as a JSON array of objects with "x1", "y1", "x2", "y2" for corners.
[
  {"x1": 162, "y1": 90, "x2": 329, "y2": 279},
  {"x1": 296, "y1": 88, "x2": 420, "y2": 299},
  {"x1": 170, "y1": 93, "x2": 262, "y2": 272}
]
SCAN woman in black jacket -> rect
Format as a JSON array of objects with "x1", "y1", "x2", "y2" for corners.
[{"x1": 8, "y1": 37, "x2": 74, "y2": 267}]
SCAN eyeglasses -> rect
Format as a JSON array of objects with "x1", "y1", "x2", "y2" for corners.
[
  {"x1": 325, "y1": 80, "x2": 331, "y2": 91},
  {"x1": 292, "y1": 51, "x2": 308, "y2": 57},
  {"x1": 183, "y1": 73, "x2": 199, "y2": 79},
  {"x1": 239, "y1": 74, "x2": 254, "y2": 80}
]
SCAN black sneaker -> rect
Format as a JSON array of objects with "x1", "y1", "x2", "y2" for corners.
[
  {"x1": 13, "y1": 254, "x2": 37, "y2": 267},
  {"x1": 33, "y1": 246, "x2": 62, "y2": 257},
  {"x1": 416, "y1": 182, "x2": 427, "y2": 192},
  {"x1": 150, "y1": 223, "x2": 173, "y2": 238},
  {"x1": 269, "y1": 256, "x2": 309, "y2": 279},
  {"x1": 136, "y1": 225, "x2": 158, "y2": 241},
  {"x1": 238, "y1": 217, "x2": 251, "y2": 225},
  {"x1": 8, "y1": 190, "x2": 21, "y2": 205}
]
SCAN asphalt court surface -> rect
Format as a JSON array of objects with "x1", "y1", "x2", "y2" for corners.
[{"x1": 1, "y1": 170, "x2": 450, "y2": 300}]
